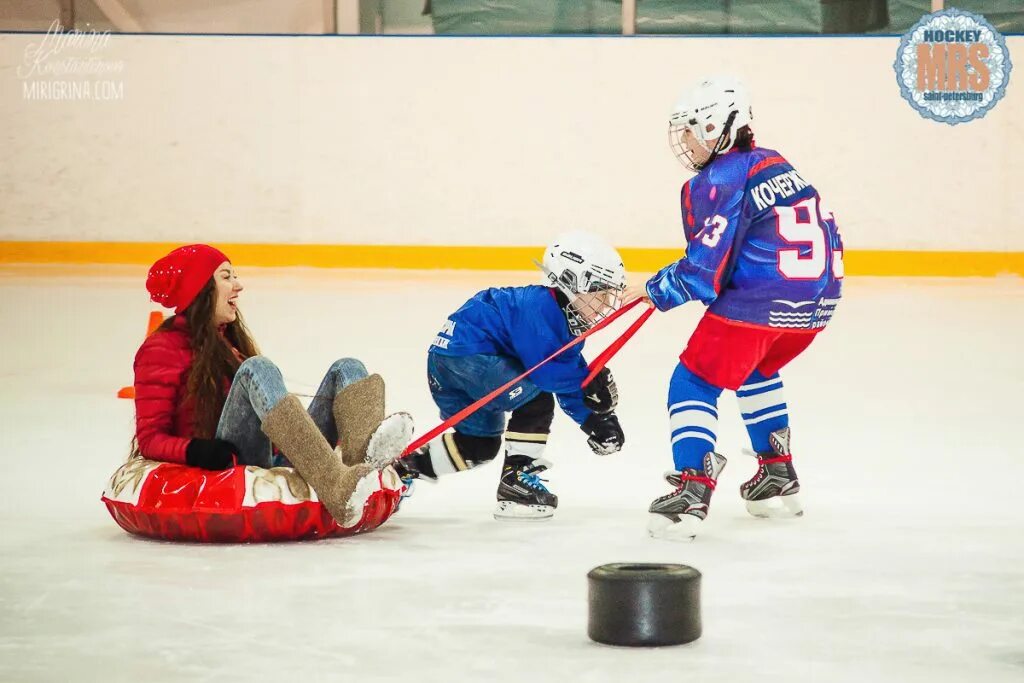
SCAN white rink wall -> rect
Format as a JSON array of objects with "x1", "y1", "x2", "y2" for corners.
[{"x1": 1, "y1": 33, "x2": 1021, "y2": 251}]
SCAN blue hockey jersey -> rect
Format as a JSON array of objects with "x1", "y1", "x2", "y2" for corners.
[
  {"x1": 429, "y1": 285, "x2": 592, "y2": 425},
  {"x1": 646, "y1": 146, "x2": 843, "y2": 329}
]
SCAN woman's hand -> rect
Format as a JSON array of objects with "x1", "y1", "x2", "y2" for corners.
[
  {"x1": 185, "y1": 438, "x2": 237, "y2": 470},
  {"x1": 622, "y1": 283, "x2": 652, "y2": 307}
]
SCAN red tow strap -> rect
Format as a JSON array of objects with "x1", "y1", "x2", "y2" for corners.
[
  {"x1": 581, "y1": 303, "x2": 655, "y2": 387},
  {"x1": 402, "y1": 299, "x2": 654, "y2": 457}
]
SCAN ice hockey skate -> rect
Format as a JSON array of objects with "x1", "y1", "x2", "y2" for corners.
[
  {"x1": 740, "y1": 427, "x2": 803, "y2": 518},
  {"x1": 494, "y1": 454, "x2": 557, "y2": 521},
  {"x1": 391, "y1": 448, "x2": 429, "y2": 480},
  {"x1": 647, "y1": 452, "x2": 727, "y2": 541},
  {"x1": 392, "y1": 431, "x2": 490, "y2": 486},
  {"x1": 389, "y1": 444, "x2": 437, "y2": 503}
]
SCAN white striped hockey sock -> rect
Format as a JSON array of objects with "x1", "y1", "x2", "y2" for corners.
[
  {"x1": 736, "y1": 374, "x2": 789, "y2": 454},
  {"x1": 669, "y1": 399, "x2": 719, "y2": 471}
]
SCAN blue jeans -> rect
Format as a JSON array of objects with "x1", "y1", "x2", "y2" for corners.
[
  {"x1": 427, "y1": 352, "x2": 541, "y2": 438},
  {"x1": 215, "y1": 356, "x2": 370, "y2": 468}
]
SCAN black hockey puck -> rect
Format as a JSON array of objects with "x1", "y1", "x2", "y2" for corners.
[{"x1": 587, "y1": 563, "x2": 701, "y2": 647}]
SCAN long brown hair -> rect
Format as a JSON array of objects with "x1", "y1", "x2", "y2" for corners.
[{"x1": 174, "y1": 278, "x2": 260, "y2": 438}]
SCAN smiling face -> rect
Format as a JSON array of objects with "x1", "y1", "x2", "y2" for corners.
[{"x1": 212, "y1": 261, "x2": 243, "y2": 325}]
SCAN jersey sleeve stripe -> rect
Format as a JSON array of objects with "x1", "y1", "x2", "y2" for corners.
[{"x1": 747, "y1": 155, "x2": 788, "y2": 178}]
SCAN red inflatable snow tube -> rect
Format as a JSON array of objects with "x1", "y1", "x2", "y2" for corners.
[{"x1": 101, "y1": 457, "x2": 403, "y2": 543}]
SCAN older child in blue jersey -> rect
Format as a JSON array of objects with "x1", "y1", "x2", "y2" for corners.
[
  {"x1": 400, "y1": 232, "x2": 627, "y2": 521},
  {"x1": 624, "y1": 77, "x2": 844, "y2": 541}
]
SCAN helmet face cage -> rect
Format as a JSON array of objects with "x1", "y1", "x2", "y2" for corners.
[
  {"x1": 550, "y1": 266, "x2": 624, "y2": 336},
  {"x1": 668, "y1": 109, "x2": 737, "y2": 172}
]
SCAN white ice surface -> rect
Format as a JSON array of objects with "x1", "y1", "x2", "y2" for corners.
[{"x1": 1, "y1": 265, "x2": 1022, "y2": 683}]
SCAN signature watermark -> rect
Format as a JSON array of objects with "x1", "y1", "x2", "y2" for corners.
[{"x1": 18, "y1": 20, "x2": 125, "y2": 101}]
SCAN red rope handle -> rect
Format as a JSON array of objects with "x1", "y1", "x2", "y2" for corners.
[
  {"x1": 581, "y1": 303, "x2": 655, "y2": 388},
  {"x1": 402, "y1": 299, "x2": 646, "y2": 457}
]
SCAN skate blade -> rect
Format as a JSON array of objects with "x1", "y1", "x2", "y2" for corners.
[
  {"x1": 646, "y1": 513, "x2": 699, "y2": 542},
  {"x1": 365, "y1": 412, "x2": 415, "y2": 469},
  {"x1": 744, "y1": 493, "x2": 804, "y2": 519},
  {"x1": 493, "y1": 501, "x2": 554, "y2": 522}
]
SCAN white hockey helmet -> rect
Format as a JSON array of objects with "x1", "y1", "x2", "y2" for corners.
[
  {"x1": 669, "y1": 75, "x2": 753, "y2": 172},
  {"x1": 538, "y1": 231, "x2": 626, "y2": 336}
]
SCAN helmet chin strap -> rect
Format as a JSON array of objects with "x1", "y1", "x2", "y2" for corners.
[
  {"x1": 696, "y1": 110, "x2": 738, "y2": 171},
  {"x1": 534, "y1": 259, "x2": 596, "y2": 337},
  {"x1": 556, "y1": 288, "x2": 589, "y2": 336}
]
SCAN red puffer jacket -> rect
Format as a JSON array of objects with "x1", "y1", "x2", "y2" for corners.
[{"x1": 133, "y1": 316, "x2": 201, "y2": 464}]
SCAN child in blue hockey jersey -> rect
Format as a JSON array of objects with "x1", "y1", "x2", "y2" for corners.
[
  {"x1": 400, "y1": 231, "x2": 627, "y2": 521},
  {"x1": 624, "y1": 76, "x2": 844, "y2": 541}
]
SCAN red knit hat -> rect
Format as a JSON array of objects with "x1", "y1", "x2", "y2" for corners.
[{"x1": 146, "y1": 244, "x2": 229, "y2": 313}]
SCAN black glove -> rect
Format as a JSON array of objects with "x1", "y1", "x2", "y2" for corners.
[
  {"x1": 581, "y1": 412, "x2": 624, "y2": 456},
  {"x1": 185, "y1": 438, "x2": 237, "y2": 470},
  {"x1": 582, "y1": 367, "x2": 618, "y2": 415}
]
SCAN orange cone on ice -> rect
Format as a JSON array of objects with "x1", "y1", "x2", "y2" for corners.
[{"x1": 117, "y1": 311, "x2": 165, "y2": 399}]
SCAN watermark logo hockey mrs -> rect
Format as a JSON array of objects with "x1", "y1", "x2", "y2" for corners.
[
  {"x1": 894, "y1": 8, "x2": 1011, "y2": 124},
  {"x1": 18, "y1": 20, "x2": 125, "y2": 101}
]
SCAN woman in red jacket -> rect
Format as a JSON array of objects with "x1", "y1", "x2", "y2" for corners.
[{"x1": 133, "y1": 244, "x2": 412, "y2": 525}]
